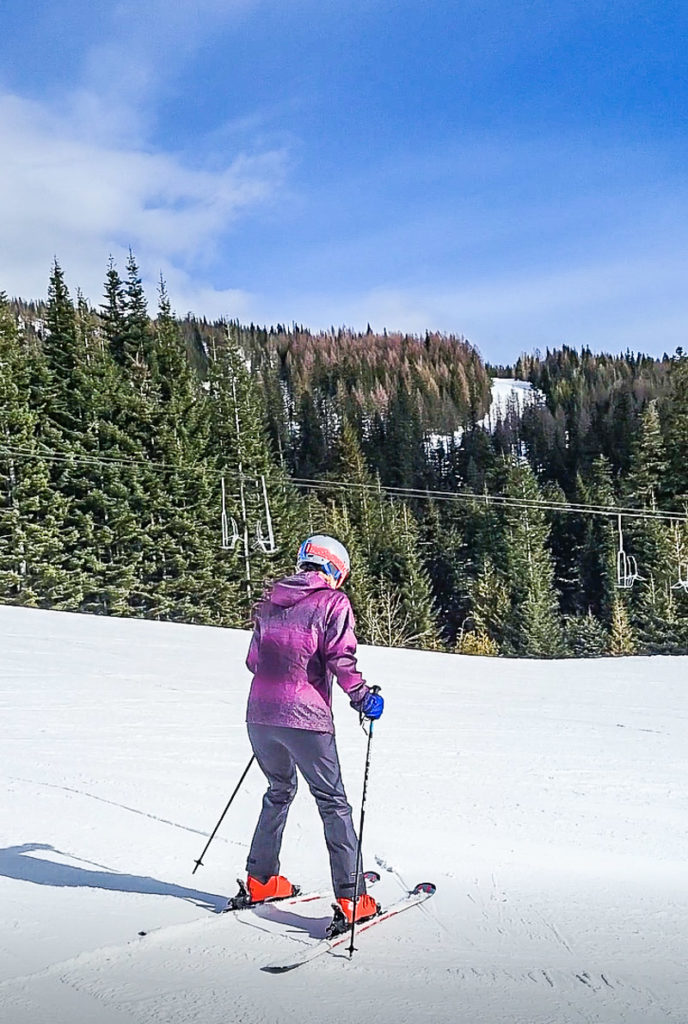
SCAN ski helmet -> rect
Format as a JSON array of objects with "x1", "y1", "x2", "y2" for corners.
[{"x1": 296, "y1": 534, "x2": 350, "y2": 586}]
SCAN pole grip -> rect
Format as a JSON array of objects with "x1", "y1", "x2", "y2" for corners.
[{"x1": 367, "y1": 685, "x2": 381, "y2": 732}]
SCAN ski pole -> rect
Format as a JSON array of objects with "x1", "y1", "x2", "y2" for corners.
[
  {"x1": 348, "y1": 686, "x2": 381, "y2": 958},
  {"x1": 192, "y1": 755, "x2": 255, "y2": 874}
]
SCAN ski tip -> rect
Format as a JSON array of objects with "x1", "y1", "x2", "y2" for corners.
[
  {"x1": 262, "y1": 964, "x2": 299, "y2": 974},
  {"x1": 363, "y1": 869, "x2": 381, "y2": 884},
  {"x1": 412, "y1": 882, "x2": 436, "y2": 895}
]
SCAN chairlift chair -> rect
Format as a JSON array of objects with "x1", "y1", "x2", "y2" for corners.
[
  {"x1": 671, "y1": 524, "x2": 688, "y2": 592},
  {"x1": 616, "y1": 515, "x2": 642, "y2": 589},
  {"x1": 253, "y1": 475, "x2": 279, "y2": 554},
  {"x1": 672, "y1": 563, "x2": 688, "y2": 593},
  {"x1": 220, "y1": 477, "x2": 241, "y2": 550},
  {"x1": 617, "y1": 549, "x2": 641, "y2": 589}
]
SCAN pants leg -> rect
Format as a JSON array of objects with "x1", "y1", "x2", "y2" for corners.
[
  {"x1": 246, "y1": 724, "x2": 298, "y2": 882},
  {"x1": 289, "y1": 729, "x2": 365, "y2": 900},
  {"x1": 246, "y1": 724, "x2": 365, "y2": 899}
]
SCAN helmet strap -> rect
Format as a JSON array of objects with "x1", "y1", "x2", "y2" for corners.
[{"x1": 324, "y1": 571, "x2": 341, "y2": 590}]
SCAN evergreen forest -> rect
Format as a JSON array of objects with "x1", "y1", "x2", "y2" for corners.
[{"x1": 2, "y1": 256, "x2": 688, "y2": 657}]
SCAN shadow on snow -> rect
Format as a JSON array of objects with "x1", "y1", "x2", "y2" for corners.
[
  {"x1": 0, "y1": 843, "x2": 226, "y2": 912},
  {"x1": 252, "y1": 902, "x2": 333, "y2": 940}
]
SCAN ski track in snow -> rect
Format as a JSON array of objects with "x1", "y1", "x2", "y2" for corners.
[{"x1": 2, "y1": 606, "x2": 688, "y2": 1024}]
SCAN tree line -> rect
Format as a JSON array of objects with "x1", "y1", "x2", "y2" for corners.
[{"x1": 1, "y1": 257, "x2": 687, "y2": 657}]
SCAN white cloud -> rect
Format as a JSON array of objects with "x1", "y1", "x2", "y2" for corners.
[
  {"x1": 6, "y1": 74, "x2": 685, "y2": 360},
  {"x1": 0, "y1": 90, "x2": 287, "y2": 312},
  {"x1": 266, "y1": 253, "x2": 688, "y2": 360},
  {"x1": 3, "y1": 0, "x2": 686, "y2": 362},
  {"x1": 0, "y1": 0, "x2": 289, "y2": 317},
  {"x1": 68, "y1": 0, "x2": 261, "y2": 144}
]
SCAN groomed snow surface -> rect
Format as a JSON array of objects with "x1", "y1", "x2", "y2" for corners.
[{"x1": 1, "y1": 606, "x2": 687, "y2": 1024}]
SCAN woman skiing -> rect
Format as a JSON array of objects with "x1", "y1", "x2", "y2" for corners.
[{"x1": 234, "y1": 534, "x2": 384, "y2": 929}]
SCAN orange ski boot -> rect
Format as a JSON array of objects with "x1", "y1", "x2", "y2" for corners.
[
  {"x1": 328, "y1": 893, "x2": 381, "y2": 935},
  {"x1": 226, "y1": 874, "x2": 298, "y2": 911},
  {"x1": 246, "y1": 874, "x2": 296, "y2": 903}
]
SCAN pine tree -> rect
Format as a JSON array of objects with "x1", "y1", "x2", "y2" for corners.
[
  {"x1": 136, "y1": 280, "x2": 241, "y2": 624},
  {"x1": 420, "y1": 500, "x2": 470, "y2": 646},
  {"x1": 501, "y1": 459, "x2": 566, "y2": 657},
  {"x1": 372, "y1": 382, "x2": 427, "y2": 489},
  {"x1": 317, "y1": 499, "x2": 382, "y2": 645},
  {"x1": 101, "y1": 257, "x2": 127, "y2": 367},
  {"x1": 609, "y1": 596, "x2": 636, "y2": 655},
  {"x1": 335, "y1": 418, "x2": 385, "y2": 564},
  {"x1": 624, "y1": 400, "x2": 667, "y2": 508},
  {"x1": 664, "y1": 348, "x2": 688, "y2": 504},
  {"x1": 623, "y1": 400, "x2": 683, "y2": 652},
  {"x1": 35, "y1": 261, "x2": 101, "y2": 608},
  {"x1": 468, "y1": 554, "x2": 511, "y2": 650},
  {"x1": 123, "y1": 250, "x2": 155, "y2": 372},
  {"x1": 318, "y1": 420, "x2": 409, "y2": 645},
  {"x1": 541, "y1": 479, "x2": 579, "y2": 616},
  {"x1": 0, "y1": 295, "x2": 72, "y2": 605},
  {"x1": 293, "y1": 390, "x2": 328, "y2": 479},
  {"x1": 299, "y1": 419, "x2": 439, "y2": 648},
  {"x1": 576, "y1": 457, "x2": 617, "y2": 625},
  {"x1": 206, "y1": 324, "x2": 305, "y2": 623},
  {"x1": 383, "y1": 501, "x2": 440, "y2": 648},
  {"x1": 43, "y1": 263, "x2": 79, "y2": 377},
  {"x1": 87, "y1": 258, "x2": 164, "y2": 616},
  {"x1": 564, "y1": 610, "x2": 609, "y2": 657}
]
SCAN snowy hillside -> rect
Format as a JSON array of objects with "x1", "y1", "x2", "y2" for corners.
[
  {"x1": 2, "y1": 606, "x2": 687, "y2": 1024},
  {"x1": 429, "y1": 376, "x2": 542, "y2": 447},
  {"x1": 479, "y1": 377, "x2": 542, "y2": 431}
]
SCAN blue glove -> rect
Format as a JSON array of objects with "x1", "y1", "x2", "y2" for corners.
[{"x1": 360, "y1": 691, "x2": 384, "y2": 720}]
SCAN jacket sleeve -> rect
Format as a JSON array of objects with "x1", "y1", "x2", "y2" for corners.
[
  {"x1": 246, "y1": 621, "x2": 261, "y2": 674},
  {"x1": 323, "y1": 593, "x2": 369, "y2": 707}
]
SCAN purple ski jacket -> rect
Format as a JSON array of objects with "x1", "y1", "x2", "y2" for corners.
[{"x1": 246, "y1": 571, "x2": 370, "y2": 733}]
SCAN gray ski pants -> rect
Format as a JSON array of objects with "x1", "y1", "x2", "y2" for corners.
[{"x1": 246, "y1": 723, "x2": 366, "y2": 899}]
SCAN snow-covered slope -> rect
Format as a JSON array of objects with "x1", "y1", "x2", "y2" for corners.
[
  {"x1": 479, "y1": 377, "x2": 542, "y2": 430},
  {"x1": 1, "y1": 606, "x2": 687, "y2": 1024},
  {"x1": 429, "y1": 377, "x2": 542, "y2": 448}
]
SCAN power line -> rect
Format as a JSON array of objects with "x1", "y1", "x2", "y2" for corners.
[
  {"x1": 0, "y1": 444, "x2": 206, "y2": 475},
  {"x1": 2, "y1": 445, "x2": 686, "y2": 524},
  {"x1": 290, "y1": 476, "x2": 688, "y2": 525}
]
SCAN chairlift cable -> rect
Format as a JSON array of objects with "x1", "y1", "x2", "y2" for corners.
[{"x1": 2, "y1": 446, "x2": 687, "y2": 524}]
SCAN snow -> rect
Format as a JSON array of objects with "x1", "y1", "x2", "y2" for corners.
[
  {"x1": 2, "y1": 605, "x2": 687, "y2": 1024},
  {"x1": 428, "y1": 377, "x2": 543, "y2": 448},
  {"x1": 480, "y1": 376, "x2": 542, "y2": 430},
  {"x1": 16, "y1": 316, "x2": 47, "y2": 338}
]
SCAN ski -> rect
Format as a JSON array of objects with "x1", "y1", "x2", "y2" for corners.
[
  {"x1": 136, "y1": 888, "x2": 320, "y2": 937},
  {"x1": 263, "y1": 881, "x2": 436, "y2": 972},
  {"x1": 137, "y1": 872, "x2": 381, "y2": 937},
  {"x1": 135, "y1": 876, "x2": 380, "y2": 937}
]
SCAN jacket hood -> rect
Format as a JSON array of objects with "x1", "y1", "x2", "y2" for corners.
[{"x1": 269, "y1": 570, "x2": 333, "y2": 608}]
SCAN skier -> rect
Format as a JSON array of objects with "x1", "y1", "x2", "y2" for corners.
[{"x1": 237, "y1": 534, "x2": 384, "y2": 928}]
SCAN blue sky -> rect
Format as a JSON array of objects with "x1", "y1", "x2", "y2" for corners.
[{"x1": 1, "y1": 0, "x2": 686, "y2": 363}]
